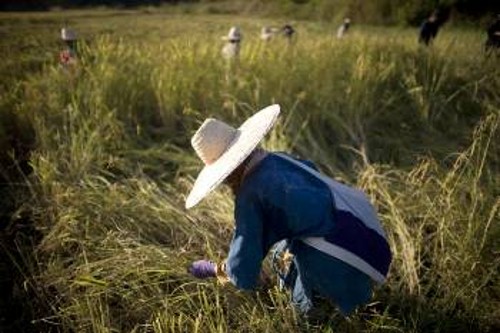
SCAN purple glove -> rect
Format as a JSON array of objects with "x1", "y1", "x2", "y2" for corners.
[{"x1": 188, "y1": 260, "x2": 217, "y2": 279}]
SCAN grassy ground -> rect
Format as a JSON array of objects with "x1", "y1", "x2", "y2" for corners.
[{"x1": 0, "y1": 9, "x2": 499, "y2": 333}]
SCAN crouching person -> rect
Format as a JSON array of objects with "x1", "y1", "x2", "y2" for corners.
[{"x1": 186, "y1": 105, "x2": 391, "y2": 321}]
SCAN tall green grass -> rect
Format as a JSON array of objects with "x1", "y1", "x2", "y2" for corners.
[{"x1": 0, "y1": 11, "x2": 499, "y2": 332}]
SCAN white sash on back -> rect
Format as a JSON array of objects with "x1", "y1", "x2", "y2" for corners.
[{"x1": 276, "y1": 153, "x2": 387, "y2": 283}]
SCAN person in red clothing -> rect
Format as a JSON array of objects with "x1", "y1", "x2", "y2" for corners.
[{"x1": 59, "y1": 27, "x2": 78, "y2": 68}]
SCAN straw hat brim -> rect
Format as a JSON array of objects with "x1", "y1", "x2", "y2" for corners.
[
  {"x1": 61, "y1": 29, "x2": 77, "y2": 41},
  {"x1": 185, "y1": 104, "x2": 280, "y2": 209}
]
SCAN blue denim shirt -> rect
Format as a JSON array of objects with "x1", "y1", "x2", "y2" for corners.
[{"x1": 226, "y1": 152, "x2": 372, "y2": 315}]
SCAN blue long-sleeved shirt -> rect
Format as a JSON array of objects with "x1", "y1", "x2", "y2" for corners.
[{"x1": 226, "y1": 152, "x2": 372, "y2": 314}]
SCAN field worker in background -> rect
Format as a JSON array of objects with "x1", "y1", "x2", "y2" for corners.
[
  {"x1": 337, "y1": 18, "x2": 351, "y2": 39},
  {"x1": 260, "y1": 26, "x2": 277, "y2": 42},
  {"x1": 281, "y1": 24, "x2": 296, "y2": 43},
  {"x1": 60, "y1": 27, "x2": 78, "y2": 67},
  {"x1": 221, "y1": 26, "x2": 242, "y2": 60},
  {"x1": 485, "y1": 14, "x2": 500, "y2": 52},
  {"x1": 186, "y1": 105, "x2": 392, "y2": 321},
  {"x1": 418, "y1": 12, "x2": 443, "y2": 46}
]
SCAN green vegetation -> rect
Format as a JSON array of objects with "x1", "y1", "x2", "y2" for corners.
[{"x1": 0, "y1": 9, "x2": 499, "y2": 333}]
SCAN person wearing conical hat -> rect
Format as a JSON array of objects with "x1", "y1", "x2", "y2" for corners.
[
  {"x1": 337, "y1": 18, "x2": 351, "y2": 39},
  {"x1": 260, "y1": 26, "x2": 277, "y2": 42},
  {"x1": 186, "y1": 105, "x2": 392, "y2": 320},
  {"x1": 59, "y1": 27, "x2": 78, "y2": 67},
  {"x1": 221, "y1": 26, "x2": 242, "y2": 60}
]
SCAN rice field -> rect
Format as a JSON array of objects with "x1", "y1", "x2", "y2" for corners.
[{"x1": 0, "y1": 9, "x2": 499, "y2": 333}]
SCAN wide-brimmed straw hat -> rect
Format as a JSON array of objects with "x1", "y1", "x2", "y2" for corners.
[
  {"x1": 222, "y1": 26, "x2": 242, "y2": 42},
  {"x1": 185, "y1": 104, "x2": 280, "y2": 209},
  {"x1": 61, "y1": 28, "x2": 77, "y2": 41}
]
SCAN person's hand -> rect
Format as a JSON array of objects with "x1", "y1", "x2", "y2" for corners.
[{"x1": 188, "y1": 260, "x2": 217, "y2": 279}]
